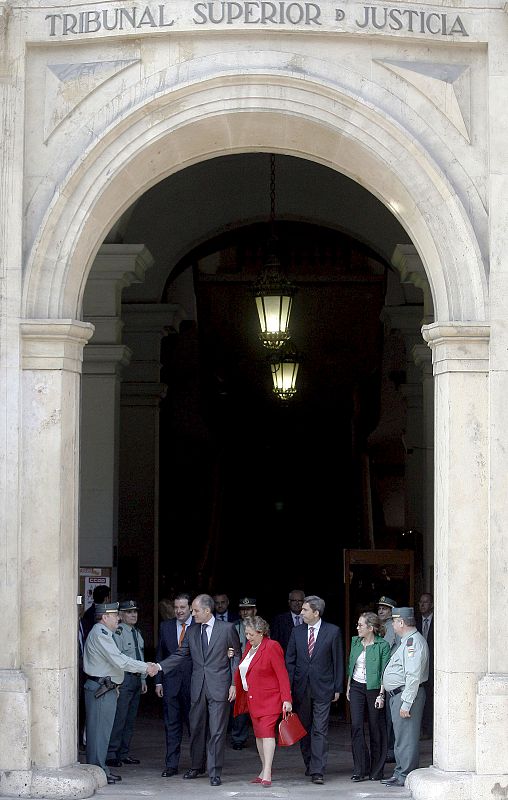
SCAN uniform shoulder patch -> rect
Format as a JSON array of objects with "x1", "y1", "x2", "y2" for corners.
[
  {"x1": 115, "y1": 627, "x2": 122, "y2": 635},
  {"x1": 406, "y1": 637, "x2": 413, "y2": 646},
  {"x1": 101, "y1": 627, "x2": 109, "y2": 635}
]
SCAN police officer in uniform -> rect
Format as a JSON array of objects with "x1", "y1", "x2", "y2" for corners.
[
  {"x1": 230, "y1": 597, "x2": 257, "y2": 750},
  {"x1": 106, "y1": 600, "x2": 146, "y2": 768},
  {"x1": 83, "y1": 602, "x2": 158, "y2": 784},
  {"x1": 381, "y1": 607, "x2": 429, "y2": 787}
]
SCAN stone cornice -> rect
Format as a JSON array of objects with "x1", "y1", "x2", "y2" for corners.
[
  {"x1": 21, "y1": 320, "x2": 94, "y2": 372},
  {"x1": 422, "y1": 322, "x2": 490, "y2": 375}
]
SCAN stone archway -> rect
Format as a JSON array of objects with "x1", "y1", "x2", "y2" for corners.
[{"x1": 12, "y1": 61, "x2": 496, "y2": 799}]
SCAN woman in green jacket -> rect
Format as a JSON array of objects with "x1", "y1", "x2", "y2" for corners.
[{"x1": 346, "y1": 612, "x2": 391, "y2": 782}]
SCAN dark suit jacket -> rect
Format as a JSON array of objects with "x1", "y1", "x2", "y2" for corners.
[
  {"x1": 215, "y1": 612, "x2": 239, "y2": 623},
  {"x1": 159, "y1": 619, "x2": 241, "y2": 702},
  {"x1": 271, "y1": 612, "x2": 297, "y2": 653},
  {"x1": 156, "y1": 618, "x2": 194, "y2": 697},
  {"x1": 416, "y1": 615, "x2": 434, "y2": 684},
  {"x1": 286, "y1": 620, "x2": 344, "y2": 703}
]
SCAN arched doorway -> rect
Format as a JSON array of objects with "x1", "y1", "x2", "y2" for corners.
[{"x1": 14, "y1": 65, "x2": 491, "y2": 798}]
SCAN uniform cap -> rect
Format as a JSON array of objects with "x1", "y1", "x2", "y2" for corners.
[
  {"x1": 96, "y1": 602, "x2": 119, "y2": 615},
  {"x1": 239, "y1": 597, "x2": 256, "y2": 607},
  {"x1": 378, "y1": 596, "x2": 397, "y2": 608},
  {"x1": 119, "y1": 600, "x2": 138, "y2": 611},
  {"x1": 392, "y1": 607, "x2": 414, "y2": 620}
]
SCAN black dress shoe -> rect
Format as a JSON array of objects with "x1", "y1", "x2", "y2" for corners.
[
  {"x1": 161, "y1": 767, "x2": 178, "y2": 777},
  {"x1": 108, "y1": 774, "x2": 121, "y2": 782},
  {"x1": 381, "y1": 776, "x2": 398, "y2": 785},
  {"x1": 122, "y1": 756, "x2": 140, "y2": 765},
  {"x1": 106, "y1": 758, "x2": 122, "y2": 767},
  {"x1": 106, "y1": 776, "x2": 117, "y2": 785},
  {"x1": 370, "y1": 775, "x2": 383, "y2": 781},
  {"x1": 183, "y1": 769, "x2": 206, "y2": 779},
  {"x1": 311, "y1": 774, "x2": 324, "y2": 784},
  {"x1": 386, "y1": 779, "x2": 406, "y2": 787},
  {"x1": 210, "y1": 777, "x2": 222, "y2": 786},
  {"x1": 351, "y1": 775, "x2": 366, "y2": 782}
]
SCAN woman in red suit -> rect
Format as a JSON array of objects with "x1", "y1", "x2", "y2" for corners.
[{"x1": 234, "y1": 616, "x2": 292, "y2": 786}]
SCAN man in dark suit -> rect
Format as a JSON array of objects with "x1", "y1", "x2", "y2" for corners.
[
  {"x1": 155, "y1": 593, "x2": 194, "y2": 777},
  {"x1": 286, "y1": 595, "x2": 344, "y2": 785},
  {"x1": 416, "y1": 592, "x2": 434, "y2": 740},
  {"x1": 213, "y1": 593, "x2": 239, "y2": 622},
  {"x1": 270, "y1": 589, "x2": 305, "y2": 652},
  {"x1": 157, "y1": 593, "x2": 241, "y2": 787}
]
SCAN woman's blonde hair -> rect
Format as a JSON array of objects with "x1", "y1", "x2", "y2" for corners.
[{"x1": 244, "y1": 615, "x2": 270, "y2": 637}]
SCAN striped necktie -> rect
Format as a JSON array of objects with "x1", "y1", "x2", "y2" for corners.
[
  {"x1": 308, "y1": 626, "x2": 315, "y2": 658},
  {"x1": 178, "y1": 622, "x2": 187, "y2": 648}
]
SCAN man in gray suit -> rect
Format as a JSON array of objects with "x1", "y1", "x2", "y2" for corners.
[{"x1": 156, "y1": 593, "x2": 241, "y2": 787}]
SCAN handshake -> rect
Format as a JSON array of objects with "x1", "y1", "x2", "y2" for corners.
[{"x1": 145, "y1": 662, "x2": 160, "y2": 678}]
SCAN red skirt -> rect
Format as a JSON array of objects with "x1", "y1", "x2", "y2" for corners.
[{"x1": 249, "y1": 711, "x2": 281, "y2": 739}]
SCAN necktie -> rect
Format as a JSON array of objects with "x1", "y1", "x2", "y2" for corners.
[
  {"x1": 294, "y1": 615, "x2": 301, "y2": 625},
  {"x1": 308, "y1": 626, "x2": 315, "y2": 658},
  {"x1": 132, "y1": 627, "x2": 142, "y2": 660},
  {"x1": 423, "y1": 618, "x2": 429, "y2": 640},
  {"x1": 178, "y1": 622, "x2": 186, "y2": 648},
  {"x1": 201, "y1": 623, "x2": 209, "y2": 657},
  {"x1": 219, "y1": 614, "x2": 225, "y2": 621}
]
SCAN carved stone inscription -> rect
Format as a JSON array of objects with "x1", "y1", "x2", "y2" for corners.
[{"x1": 44, "y1": 2, "x2": 469, "y2": 37}]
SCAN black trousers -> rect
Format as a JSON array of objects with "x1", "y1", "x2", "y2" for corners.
[
  {"x1": 349, "y1": 679, "x2": 387, "y2": 779},
  {"x1": 296, "y1": 686, "x2": 332, "y2": 776}
]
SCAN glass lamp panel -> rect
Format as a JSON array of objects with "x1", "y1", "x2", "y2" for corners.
[{"x1": 255, "y1": 294, "x2": 292, "y2": 335}]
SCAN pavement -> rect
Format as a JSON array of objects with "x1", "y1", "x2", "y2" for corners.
[{"x1": 75, "y1": 700, "x2": 433, "y2": 799}]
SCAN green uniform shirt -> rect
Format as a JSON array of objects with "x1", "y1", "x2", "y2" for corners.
[
  {"x1": 83, "y1": 623, "x2": 147, "y2": 685},
  {"x1": 114, "y1": 623, "x2": 147, "y2": 687},
  {"x1": 382, "y1": 628, "x2": 429, "y2": 711}
]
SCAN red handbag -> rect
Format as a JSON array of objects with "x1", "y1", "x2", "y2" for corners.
[{"x1": 278, "y1": 710, "x2": 307, "y2": 746}]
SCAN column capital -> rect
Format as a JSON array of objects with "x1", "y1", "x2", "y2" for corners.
[
  {"x1": 83, "y1": 244, "x2": 154, "y2": 344},
  {"x1": 82, "y1": 344, "x2": 132, "y2": 375},
  {"x1": 422, "y1": 322, "x2": 490, "y2": 375},
  {"x1": 21, "y1": 320, "x2": 94, "y2": 372},
  {"x1": 413, "y1": 343, "x2": 433, "y2": 377},
  {"x1": 391, "y1": 244, "x2": 434, "y2": 322}
]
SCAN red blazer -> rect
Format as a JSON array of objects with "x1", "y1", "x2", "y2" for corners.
[{"x1": 234, "y1": 637, "x2": 292, "y2": 718}]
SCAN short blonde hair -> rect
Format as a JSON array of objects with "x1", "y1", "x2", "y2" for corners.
[{"x1": 244, "y1": 615, "x2": 270, "y2": 637}]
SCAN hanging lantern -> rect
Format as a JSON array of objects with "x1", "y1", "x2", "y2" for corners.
[
  {"x1": 252, "y1": 154, "x2": 296, "y2": 350},
  {"x1": 253, "y1": 255, "x2": 296, "y2": 350},
  {"x1": 269, "y1": 340, "x2": 302, "y2": 401}
]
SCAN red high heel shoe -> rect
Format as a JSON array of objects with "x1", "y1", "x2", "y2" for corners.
[
  {"x1": 250, "y1": 777, "x2": 263, "y2": 783},
  {"x1": 261, "y1": 780, "x2": 272, "y2": 787}
]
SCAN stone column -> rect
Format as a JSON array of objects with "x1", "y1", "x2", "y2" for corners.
[
  {"x1": 80, "y1": 346, "x2": 131, "y2": 583},
  {"x1": 119, "y1": 305, "x2": 181, "y2": 647},
  {"x1": 13, "y1": 319, "x2": 103, "y2": 797},
  {"x1": 387, "y1": 306, "x2": 427, "y2": 550},
  {"x1": 413, "y1": 344, "x2": 434, "y2": 591},
  {"x1": 81, "y1": 245, "x2": 152, "y2": 594},
  {"x1": 408, "y1": 322, "x2": 491, "y2": 800}
]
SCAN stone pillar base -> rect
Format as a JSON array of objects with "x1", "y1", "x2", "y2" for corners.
[
  {"x1": 0, "y1": 764, "x2": 105, "y2": 799},
  {"x1": 407, "y1": 766, "x2": 508, "y2": 800}
]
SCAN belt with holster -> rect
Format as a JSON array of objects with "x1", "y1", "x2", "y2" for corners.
[{"x1": 387, "y1": 686, "x2": 404, "y2": 697}]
